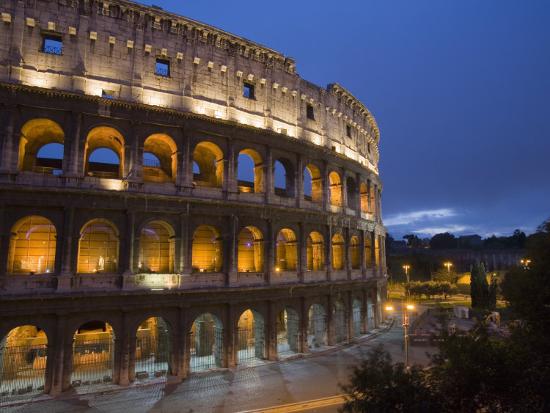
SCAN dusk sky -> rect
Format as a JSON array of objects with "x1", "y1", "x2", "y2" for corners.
[{"x1": 142, "y1": 0, "x2": 550, "y2": 239}]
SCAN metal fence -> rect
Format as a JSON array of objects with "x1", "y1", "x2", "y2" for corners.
[
  {"x1": 71, "y1": 337, "x2": 114, "y2": 388},
  {"x1": 0, "y1": 343, "x2": 47, "y2": 405},
  {"x1": 134, "y1": 328, "x2": 170, "y2": 382},
  {"x1": 189, "y1": 325, "x2": 223, "y2": 372},
  {"x1": 236, "y1": 327, "x2": 265, "y2": 363}
]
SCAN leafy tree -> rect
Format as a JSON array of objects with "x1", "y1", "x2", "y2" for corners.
[
  {"x1": 403, "y1": 234, "x2": 422, "y2": 248},
  {"x1": 429, "y1": 232, "x2": 457, "y2": 250}
]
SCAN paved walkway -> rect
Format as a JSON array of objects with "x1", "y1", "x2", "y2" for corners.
[{"x1": 5, "y1": 315, "x2": 436, "y2": 413}]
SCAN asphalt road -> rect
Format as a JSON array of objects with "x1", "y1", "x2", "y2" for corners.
[{"x1": 6, "y1": 313, "x2": 435, "y2": 413}]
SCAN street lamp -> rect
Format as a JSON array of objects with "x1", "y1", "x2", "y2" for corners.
[
  {"x1": 402, "y1": 264, "x2": 411, "y2": 283},
  {"x1": 384, "y1": 302, "x2": 415, "y2": 367},
  {"x1": 520, "y1": 258, "x2": 531, "y2": 269},
  {"x1": 444, "y1": 261, "x2": 453, "y2": 273}
]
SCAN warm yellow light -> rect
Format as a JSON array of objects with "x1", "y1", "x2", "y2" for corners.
[
  {"x1": 275, "y1": 267, "x2": 281, "y2": 272},
  {"x1": 406, "y1": 304, "x2": 415, "y2": 311},
  {"x1": 385, "y1": 305, "x2": 394, "y2": 312}
]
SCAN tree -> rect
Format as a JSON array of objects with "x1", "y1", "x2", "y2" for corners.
[
  {"x1": 403, "y1": 234, "x2": 422, "y2": 248},
  {"x1": 429, "y1": 233, "x2": 457, "y2": 250},
  {"x1": 470, "y1": 262, "x2": 495, "y2": 310}
]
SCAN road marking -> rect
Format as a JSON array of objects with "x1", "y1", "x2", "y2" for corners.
[{"x1": 236, "y1": 394, "x2": 346, "y2": 413}]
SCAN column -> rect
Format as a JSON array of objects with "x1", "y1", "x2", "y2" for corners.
[
  {"x1": 266, "y1": 300, "x2": 278, "y2": 361},
  {"x1": 355, "y1": 172, "x2": 362, "y2": 217},
  {"x1": 118, "y1": 313, "x2": 132, "y2": 386},
  {"x1": 299, "y1": 297, "x2": 308, "y2": 353},
  {"x1": 295, "y1": 154, "x2": 304, "y2": 208},
  {"x1": 123, "y1": 211, "x2": 135, "y2": 275},
  {"x1": 322, "y1": 161, "x2": 330, "y2": 211},
  {"x1": 179, "y1": 211, "x2": 191, "y2": 275},
  {"x1": 360, "y1": 230, "x2": 367, "y2": 279},
  {"x1": 265, "y1": 219, "x2": 274, "y2": 284},
  {"x1": 378, "y1": 189, "x2": 383, "y2": 223},
  {"x1": 298, "y1": 222, "x2": 307, "y2": 282},
  {"x1": 169, "y1": 308, "x2": 187, "y2": 381},
  {"x1": 265, "y1": 146, "x2": 274, "y2": 203},
  {"x1": 226, "y1": 305, "x2": 236, "y2": 367},
  {"x1": 0, "y1": 207, "x2": 9, "y2": 282},
  {"x1": 361, "y1": 290, "x2": 369, "y2": 333},
  {"x1": 346, "y1": 294, "x2": 353, "y2": 342},
  {"x1": 344, "y1": 227, "x2": 351, "y2": 280},
  {"x1": 0, "y1": 105, "x2": 18, "y2": 174},
  {"x1": 342, "y1": 172, "x2": 348, "y2": 210},
  {"x1": 63, "y1": 112, "x2": 82, "y2": 177},
  {"x1": 227, "y1": 215, "x2": 238, "y2": 285},
  {"x1": 327, "y1": 295, "x2": 335, "y2": 345},
  {"x1": 326, "y1": 225, "x2": 333, "y2": 281},
  {"x1": 226, "y1": 141, "x2": 238, "y2": 195}
]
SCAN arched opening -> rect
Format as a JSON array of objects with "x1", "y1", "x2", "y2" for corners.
[
  {"x1": 135, "y1": 317, "x2": 171, "y2": 382},
  {"x1": 0, "y1": 325, "x2": 47, "y2": 402},
  {"x1": 138, "y1": 221, "x2": 175, "y2": 273},
  {"x1": 346, "y1": 176, "x2": 357, "y2": 209},
  {"x1": 306, "y1": 231, "x2": 325, "y2": 271},
  {"x1": 190, "y1": 313, "x2": 223, "y2": 372},
  {"x1": 8, "y1": 216, "x2": 56, "y2": 275},
  {"x1": 307, "y1": 304, "x2": 327, "y2": 351},
  {"x1": 350, "y1": 236, "x2": 361, "y2": 270},
  {"x1": 236, "y1": 309, "x2": 265, "y2": 364},
  {"x1": 328, "y1": 171, "x2": 342, "y2": 207},
  {"x1": 331, "y1": 233, "x2": 345, "y2": 270},
  {"x1": 71, "y1": 321, "x2": 115, "y2": 390},
  {"x1": 191, "y1": 225, "x2": 222, "y2": 273},
  {"x1": 77, "y1": 219, "x2": 119, "y2": 274},
  {"x1": 276, "y1": 308, "x2": 300, "y2": 357},
  {"x1": 333, "y1": 300, "x2": 347, "y2": 344},
  {"x1": 237, "y1": 149, "x2": 264, "y2": 193},
  {"x1": 275, "y1": 229, "x2": 297, "y2": 272},
  {"x1": 360, "y1": 183, "x2": 369, "y2": 213},
  {"x1": 84, "y1": 126, "x2": 125, "y2": 179},
  {"x1": 143, "y1": 134, "x2": 177, "y2": 183},
  {"x1": 192, "y1": 141, "x2": 224, "y2": 188},
  {"x1": 18, "y1": 118, "x2": 64, "y2": 174},
  {"x1": 237, "y1": 226, "x2": 264, "y2": 273},
  {"x1": 303, "y1": 164, "x2": 322, "y2": 203},
  {"x1": 274, "y1": 159, "x2": 294, "y2": 197},
  {"x1": 365, "y1": 233, "x2": 373, "y2": 268},
  {"x1": 352, "y1": 299, "x2": 362, "y2": 337}
]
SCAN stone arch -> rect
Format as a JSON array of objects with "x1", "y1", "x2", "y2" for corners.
[
  {"x1": 306, "y1": 231, "x2": 325, "y2": 271},
  {"x1": 275, "y1": 228, "x2": 297, "y2": 271},
  {"x1": 303, "y1": 163, "x2": 322, "y2": 203},
  {"x1": 236, "y1": 309, "x2": 265, "y2": 364},
  {"x1": 134, "y1": 316, "x2": 172, "y2": 382},
  {"x1": 360, "y1": 182, "x2": 369, "y2": 213},
  {"x1": 328, "y1": 171, "x2": 342, "y2": 207},
  {"x1": 274, "y1": 158, "x2": 295, "y2": 197},
  {"x1": 189, "y1": 313, "x2": 224, "y2": 372},
  {"x1": 192, "y1": 141, "x2": 224, "y2": 188},
  {"x1": 237, "y1": 148, "x2": 264, "y2": 193},
  {"x1": 346, "y1": 176, "x2": 357, "y2": 209},
  {"x1": 0, "y1": 325, "x2": 48, "y2": 402},
  {"x1": 143, "y1": 133, "x2": 178, "y2": 183},
  {"x1": 138, "y1": 220, "x2": 175, "y2": 273},
  {"x1": 77, "y1": 219, "x2": 120, "y2": 274},
  {"x1": 18, "y1": 118, "x2": 65, "y2": 173},
  {"x1": 237, "y1": 226, "x2": 264, "y2": 273},
  {"x1": 276, "y1": 307, "x2": 300, "y2": 357},
  {"x1": 191, "y1": 225, "x2": 223, "y2": 273},
  {"x1": 71, "y1": 321, "x2": 115, "y2": 390},
  {"x1": 350, "y1": 235, "x2": 361, "y2": 270},
  {"x1": 352, "y1": 298, "x2": 362, "y2": 337},
  {"x1": 84, "y1": 126, "x2": 125, "y2": 179},
  {"x1": 331, "y1": 233, "x2": 345, "y2": 270},
  {"x1": 7, "y1": 215, "x2": 57, "y2": 275},
  {"x1": 307, "y1": 303, "x2": 327, "y2": 351},
  {"x1": 333, "y1": 300, "x2": 347, "y2": 344}
]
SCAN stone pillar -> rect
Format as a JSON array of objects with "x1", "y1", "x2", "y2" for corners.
[
  {"x1": 57, "y1": 207, "x2": 75, "y2": 290},
  {"x1": 266, "y1": 219, "x2": 274, "y2": 284},
  {"x1": 326, "y1": 295, "x2": 335, "y2": 346},
  {"x1": 322, "y1": 161, "x2": 330, "y2": 211},
  {"x1": 123, "y1": 211, "x2": 135, "y2": 276},
  {"x1": 360, "y1": 230, "x2": 367, "y2": 279},
  {"x1": 355, "y1": 172, "x2": 362, "y2": 217},
  {"x1": 180, "y1": 132, "x2": 193, "y2": 190},
  {"x1": 265, "y1": 146, "x2": 274, "y2": 203},
  {"x1": 298, "y1": 222, "x2": 307, "y2": 282},
  {"x1": 63, "y1": 112, "x2": 82, "y2": 177},
  {"x1": 299, "y1": 297, "x2": 308, "y2": 353},
  {"x1": 169, "y1": 308, "x2": 187, "y2": 381},
  {"x1": 346, "y1": 294, "x2": 353, "y2": 342},
  {"x1": 118, "y1": 313, "x2": 132, "y2": 386},
  {"x1": 345, "y1": 227, "x2": 351, "y2": 280},
  {"x1": 0, "y1": 207, "x2": 9, "y2": 283},
  {"x1": 6, "y1": 0, "x2": 25, "y2": 82},
  {"x1": 266, "y1": 300, "x2": 278, "y2": 361},
  {"x1": 227, "y1": 141, "x2": 238, "y2": 195},
  {"x1": 367, "y1": 180, "x2": 373, "y2": 214},
  {"x1": 0, "y1": 105, "x2": 18, "y2": 174},
  {"x1": 377, "y1": 189, "x2": 382, "y2": 223},
  {"x1": 342, "y1": 172, "x2": 348, "y2": 210},
  {"x1": 295, "y1": 154, "x2": 304, "y2": 208},
  {"x1": 227, "y1": 215, "x2": 238, "y2": 285},
  {"x1": 226, "y1": 305, "x2": 237, "y2": 367},
  {"x1": 179, "y1": 211, "x2": 191, "y2": 275},
  {"x1": 326, "y1": 225, "x2": 333, "y2": 281},
  {"x1": 361, "y1": 290, "x2": 369, "y2": 333}
]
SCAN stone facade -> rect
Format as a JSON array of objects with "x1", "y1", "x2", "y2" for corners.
[{"x1": 0, "y1": 0, "x2": 387, "y2": 402}]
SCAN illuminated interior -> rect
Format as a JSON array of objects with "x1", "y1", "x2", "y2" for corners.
[
  {"x1": 306, "y1": 231, "x2": 325, "y2": 271},
  {"x1": 18, "y1": 118, "x2": 65, "y2": 173},
  {"x1": 360, "y1": 183, "x2": 369, "y2": 213},
  {"x1": 328, "y1": 171, "x2": 342, "y2": 207},
  {"x1": 0, "y1": 325, "x2": 47, "y2": 395},
  {"x1": 237, "y1": 226, "x2": 264, "y2": 272},
  {"x1": 374, "y1": 235, "x2": 381, "y2": 266},
  {"x1": 138, "y1": 221, "x2": 175, "y2": 273},
  {"x1": 8, "y1": 215, "x2": 56, "y2": 274},
  {"x1": 237, "y1": 149, "x2": 264, "y2": 193},
  {"x1": 350, "y1": 236, "x2": 361, "y2": 269},
  {"x1": 136, "y1": 317, "x2": 170, "y2": 380},
  {"x1": 71, "y1": 321, "x2": 115, "y2": 387},
  {"x1": 275, "y1": 228, "x2": 297, "y2": 271},
  {"x1": 84, "y1": 126, "x2": 125, "y2": 179},
  {"x1": 190, "y1": 313, "x2": 223, "y2": 371},
  {"x1": 331, "y1": 233, "x2": 345, "y2": 270},
  {"x1": 77, "y1": 219, "x2": 119, "y2": 273},
  {"x1": 192, "y1": 141, "x2": 224, "y2": 188},
  {"x1": 143, "y1": 134, "x2": 178, "y2": 183},
  {"x1": 236, "y1": 309, "x2": 265, "y2": 361},
  {"x1": 303, "y1": 164, "x2": 322, "y2": 203},
  {"x1": 191, "y1": 225, "x2": 222, "y2": 272}
]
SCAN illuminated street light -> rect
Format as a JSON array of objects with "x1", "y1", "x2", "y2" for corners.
[
  {"x1": 385, "y1": 304, "x2": 394, "y2": 312},
  {"x1": 444, "y1": 261, "x2": 453, "y2": 273},
  {"x1": 520, "y1": 258, "x2": 531, "y2": 269},
  {"x1": 402, "y1": 264, "x2": 411, "y2": 283},
  {"x1": 406, "y1": 304, "x2": 415, "y2": 311}
]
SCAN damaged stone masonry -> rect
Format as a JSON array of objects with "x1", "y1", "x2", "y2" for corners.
[{"x1": 0, "y1": 0, "x2": 387, "y2": 404}]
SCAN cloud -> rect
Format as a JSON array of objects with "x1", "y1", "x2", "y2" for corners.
[
  {"x1": 384, "y1": 208, "x2": 457, "y2": 226},
  {"x1": 412, "y1": 225, "x2": 470, "y2": 236}
]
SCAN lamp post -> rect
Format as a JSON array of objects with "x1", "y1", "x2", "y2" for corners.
[
  {"x1": 385, "y1": 302, "x2": 415, "y2": 367},
  {"x1": 402, "y1": 264, "x2": 411, "y2": 283},
  {"x1": 520, "y1": 258, "x2": 531, "y2": 269},
  {"x1": 444, "y1": 261, "x2": 453, "y2": 274}
]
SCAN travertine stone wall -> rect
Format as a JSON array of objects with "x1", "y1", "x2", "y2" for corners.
[{"x1": 0, "y1": 0, "x2": 380, "y2": 173}]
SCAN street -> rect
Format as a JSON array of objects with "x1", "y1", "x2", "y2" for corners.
[{"x1": 7, "y1": 312, "x2": 435, "y2": 413}]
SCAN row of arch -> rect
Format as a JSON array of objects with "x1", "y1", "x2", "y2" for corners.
[
  {"x1": 0, "y1": 298, "x2": 379, "y2": 401},
  {"x1": 17, "y1": 119, "x2": 379, "y2": 210},
  {"x1": 6, "y1": 216, "x2": 381, "y2": 275}
]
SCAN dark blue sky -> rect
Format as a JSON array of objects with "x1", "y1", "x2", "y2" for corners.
[{"x1": 140, "y1": 0, "x2": 550, "y2": 238}]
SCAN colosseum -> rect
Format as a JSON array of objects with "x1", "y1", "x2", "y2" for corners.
[{"x1": 0, "y1": 0, "x2": 387, "y2": 405}]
